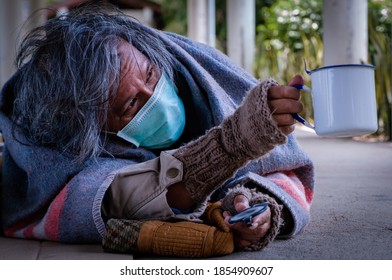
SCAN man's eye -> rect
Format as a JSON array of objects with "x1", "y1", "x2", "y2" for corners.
[
  {"x1": 129, "y1": 98, "x2": 137, "y2": 107},
  {"x1": 121, "y1": 98, "x2": 137, "y2": 118},
  {"x1": 146, "y1": 66, "x2": 153, "y2": 82}
]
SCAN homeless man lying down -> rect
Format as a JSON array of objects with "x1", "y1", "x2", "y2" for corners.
[{"x1": 0, "y1": 4, "x2": 314, "y2": 257}]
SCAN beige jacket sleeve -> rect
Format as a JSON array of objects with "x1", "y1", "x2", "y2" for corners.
[{"x1": 101, "y1": 151, "x2": 206, "y2": 222}]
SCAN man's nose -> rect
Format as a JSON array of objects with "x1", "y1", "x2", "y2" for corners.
[{"x1": 138, "y1": 84, "x2": 154, "y2": 106}]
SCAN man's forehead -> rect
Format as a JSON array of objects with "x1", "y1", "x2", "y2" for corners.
[{"x1": 117, "y1": 41, "x2": 146, "y2": 61}]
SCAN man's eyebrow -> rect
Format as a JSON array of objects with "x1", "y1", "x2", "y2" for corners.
[
  {"x1": 145, "y1": 60, "x2": 153, "y2": 76},
  {"x1": 119, "y1": 58, "x2": 149, "y2": 116},
  {"x1": 129, "y1": 47, "x2": 144, "y2": 76}
]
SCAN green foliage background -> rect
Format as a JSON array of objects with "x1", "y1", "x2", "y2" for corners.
[
  {"x1": 368, "y1": 0, "x2": 392, "y2": 139},
  {"x1": 254, "y1": 0, "x2": 323, "y2": 122}
]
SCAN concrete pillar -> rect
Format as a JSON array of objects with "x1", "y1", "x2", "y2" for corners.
[
  {"x1": 0, "y1": 0, "x2": 46, "y2": 87},
  {"x1": 323, "y1": 0, "x2": 368, "y2": 65},
  {"x1": 29, "y1": 0, "x2": 46, "y2": 29},
  {"x1": 187, "y1": 0, "x2": 216, "y2": 47},
  {"x1": 227, "y1": 0, "x2": 255, "y2": 73},
  {"x1": 0, "y1": 0, "x2": 25, "y2": 87}
]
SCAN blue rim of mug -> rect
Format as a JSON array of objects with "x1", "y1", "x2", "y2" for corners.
[{"x1": 306, "y1": 63, "x2": 375, "y2": 74}]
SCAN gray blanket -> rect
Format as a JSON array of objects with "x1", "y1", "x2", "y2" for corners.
[{"x1": 0, "y1": 26, "x2": 314, "y2": 243}]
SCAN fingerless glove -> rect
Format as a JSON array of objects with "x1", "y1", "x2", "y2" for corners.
[
  {"x1": 221, "y1": 185, "x2": 282, "y2": 251},
  {"x1": 172, "y1": 79, "x2": 287, "y2": 204}
]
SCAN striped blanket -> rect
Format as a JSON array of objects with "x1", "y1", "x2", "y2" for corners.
[{"x1": 0, "y1": 25, "x2": 314, "y2": 242}]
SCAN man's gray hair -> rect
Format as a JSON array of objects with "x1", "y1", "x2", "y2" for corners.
[{"x1": 12, "y1": 3, "x2": 174, "y2": 162}]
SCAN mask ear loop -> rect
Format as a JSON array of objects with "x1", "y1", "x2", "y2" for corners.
[{"x1": 102, "y1": 130, "x2": 118, "y2": 136}]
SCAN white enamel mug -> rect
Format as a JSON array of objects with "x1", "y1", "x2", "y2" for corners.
[{"x1": 294, "y1": 64, "x2": 378, "y2": 137}]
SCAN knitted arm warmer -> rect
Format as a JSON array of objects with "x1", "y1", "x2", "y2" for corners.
[
  {"x1": 172, "y1": 79, "x2": 287, "y2": 204},
  {"x1": 221, "y1": 185, "x2": 282, "y2": 251}
]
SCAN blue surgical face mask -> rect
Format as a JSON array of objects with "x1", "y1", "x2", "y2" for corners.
[{"x1": 117, "y1": 72, "x2": 186, "y2": 149}]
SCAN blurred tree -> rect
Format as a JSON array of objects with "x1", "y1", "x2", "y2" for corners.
[
  {"x1": 254, "y1": 0, "x2": 322, "y2": 121},
  {"x1": 155, "y1": 0, "x2": 187, "y2": 35},
  {"x1": 368, "y1": 0, "x2": 391, "y2": 139}
]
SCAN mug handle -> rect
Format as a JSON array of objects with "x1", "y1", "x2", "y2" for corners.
[{"x1": 291, "y1": 84, "x2": 314, "y2": 129}]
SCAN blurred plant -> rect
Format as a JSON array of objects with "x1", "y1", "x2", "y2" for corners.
[
  {"x1": 156, "y1": 0, "x2": 187, "y2": 35},
  {"x1": 368, "y1": 0, "x2": 391, "y2": 140},
  {"x1": 254, "y1": 0, "x2": 322, "y2": 121}
]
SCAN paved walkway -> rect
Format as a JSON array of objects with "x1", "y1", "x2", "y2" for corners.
[
  {"x1": 1, "y1": 128, "x2": 391, "y2": 259},
  {"x1": 220, "y1": 128, "x2": 392, "y2": 260}
]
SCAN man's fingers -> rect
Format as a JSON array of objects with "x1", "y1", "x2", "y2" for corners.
[
  {"x1": 233, "y1": 194, "x2": 250, "y2": 212},
  {"x1": 278, "y1": 125, "x2": 296, "y2": 136},
  {"x1": 268, "y1": 85, "x2": 301, "y2": 100},
  {"x1": 272, "y1": 114, "x2": 296, "y2": 126},
  {"x1": 268, "y1": 99, "x2": 303, "y2": 114},
  {"x1": 236, "y1": 239, "x2": 252, "y2": 249},
  {"x1": 287, "y1": 74, "x2": 304, "y2": 87}
]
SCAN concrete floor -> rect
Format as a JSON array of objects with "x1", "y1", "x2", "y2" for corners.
[
  {"x1": 217, "y1": 128, "x2": 392, "y2": 260},
  {"x1": 1, "y1": 128, "x2": 391, "y2": 260}
]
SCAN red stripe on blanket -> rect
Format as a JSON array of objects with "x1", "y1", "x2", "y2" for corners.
[
  {"x1": 284, "y1": 170, "x2": 314, "y2": 205},
  {"x1": 4, "y1": 186, "x2": 69, "y2": 240},
  {"x1": 267, "y1": 171, "x2": 312, "y2": 211},
  {"x1": 23, "y1": 222, "x2": 38, "y2": 238},
  {"x1": 3, "y1": 209, "x2": 46, "y2": 237},
  {"x1": 43, "y1": 186, "x2": 68, "y2": 240}
]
